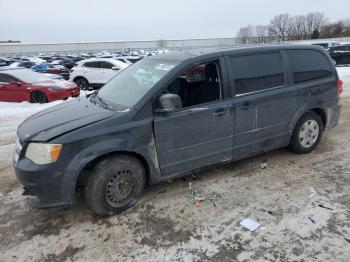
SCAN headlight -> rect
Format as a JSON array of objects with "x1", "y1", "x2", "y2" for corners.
[
  {"x1": 48, "y1": 87, "x2": 65, "y2": 91},
  {"x1": 25, "y1": 143, "x2": 62, "y2": 165}
]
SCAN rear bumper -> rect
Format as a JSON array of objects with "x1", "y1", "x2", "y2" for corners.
[
  {"x1": 47, "y1": 89, "x2": 80, "y2": 102},
  {"x1": 325, "y1": 99, "x2": 342, "y2": 130},
  {"x1": 14, "y1": 158, "x2": 76, "y2": 208}
]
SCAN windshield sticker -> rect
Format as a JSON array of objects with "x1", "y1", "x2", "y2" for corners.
[{"x1": 156, "y1": 64, "x2": 174, "y2": 71}]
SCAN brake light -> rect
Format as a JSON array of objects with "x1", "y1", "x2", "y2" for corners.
[{"x1": 337, "y1": 80, "x2": 343, "y2": 96}]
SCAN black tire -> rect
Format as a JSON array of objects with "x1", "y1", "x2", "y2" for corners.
[
  {"x1": 31, "y1": 90, "x2": 48, "y2": 103},
  {"x1": 74, "y1": 77, "x2": 90, "y2": 90},
  {"x1": 85, "y1": 155, "x2": 146, "y2": 216},
  {"x1": 289, "y1": 112, "x2": 323, "y2": 154}
]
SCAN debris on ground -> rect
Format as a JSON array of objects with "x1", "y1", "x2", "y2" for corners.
[
  {"x1": 308, "y1": 186, "x2": 317, "y2": 199},
  {"x1": 186, "y1": 183, "x2": 221, "y2": 207},
  {"x1": 318, "y1": 204, "x2": 334, "y2": 210},
  {"x1": 260, "y1": 160, "x2": 268, "y2": 169},
  {"x1": 240, "y1": 218, "x2": 261, "y2": 232},
  {"x1": 307, "y1": 216, "x2": 316, "y2": 224}
]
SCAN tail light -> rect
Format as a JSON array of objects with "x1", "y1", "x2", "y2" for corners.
[{"x1": 337, "y1": 80, "x2": 343, "y2": 96}]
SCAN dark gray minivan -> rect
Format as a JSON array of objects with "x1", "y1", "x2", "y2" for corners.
[{"x1": 14, "y1": 45, "x2": 342, "y2": 216}]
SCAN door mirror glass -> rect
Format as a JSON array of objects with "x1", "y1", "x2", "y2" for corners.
[{"x1": 157, "y1": 93, "x2": 182, "y2": 113}]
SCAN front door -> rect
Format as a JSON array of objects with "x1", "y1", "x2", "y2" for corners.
[
  {"x1": 0, "y1": 73, "x2": 27, "y2": 102},
  {"x1": 153, "y1": 60, "x2": 234, "y2": 177}
]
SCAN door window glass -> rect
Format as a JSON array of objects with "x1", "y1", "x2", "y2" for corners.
[
  {"x1": 229, "y1": 53, "x2": 285, "y2": 95},
  {"x1": 100, "y1": 62, "x2": 114, "y2": 69},
  {"x1": 84, "y1": 61, "x2": 100, "y2": 68},
  {"x1": 0, "y1": 74, "x2": 14, "y2": 83},
  {"x1": 158, "y1": 61, "x2": 222, "y2": 109}
]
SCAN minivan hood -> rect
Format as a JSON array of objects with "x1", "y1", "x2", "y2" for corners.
[{"x1": 17, "y1": 96, "x2": 115, "y2": 143}]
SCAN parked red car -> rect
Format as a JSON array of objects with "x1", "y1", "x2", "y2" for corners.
[{"x1": 0, "y1": 68, "x2": 80, "y2": 103}]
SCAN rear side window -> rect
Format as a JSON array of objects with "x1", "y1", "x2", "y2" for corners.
[
  {"x1": 84, "y1": 61, "x2": 99, "y2": 68},
  {"x1": 287, "y1": 50, "x2": 333, "y2": 84},
  {"x1": 229, "y1": 53, "x2": 285, "y2": 95},
  {"x1": 100, "y1": 62, "x2": 114, "y2": 69}
]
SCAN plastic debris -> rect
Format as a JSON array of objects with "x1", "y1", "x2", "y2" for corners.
[
  {"x1": 260, "y1": 160, "x2": 268, "y2": 169},
  {"x1": 318, "y1": 204, "x2": 334, "y2": 210},
  {"x1": 240, "y1": 218, "x2": 261, "y2": 231},
  {"x1": 308, "y1": 187, "x2": 317, "y2": 199},
  {"x1": 307, "y1": 216, "x2": 316, "y2": 224}
]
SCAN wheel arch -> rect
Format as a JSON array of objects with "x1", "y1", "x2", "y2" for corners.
[
  {"x1": 73, "y1": 75, "x2": 89, "y2": 83},
  {"x1": 76, "y1": 150, "x2": 151, "y2": 191},
  {"x1": 309, "y1": 108, "x2": 326, "y2": 131}
]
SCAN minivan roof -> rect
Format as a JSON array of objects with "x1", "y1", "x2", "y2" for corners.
[{"x1": 148, "y1": 44, "x2": 326, "y2": 62}]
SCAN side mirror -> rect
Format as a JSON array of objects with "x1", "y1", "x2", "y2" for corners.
[
  {"x1": 10, "y1": 80, "x2": 22, "y2": 86},
  {"x1": 156, "y1": 94, "x2": 182, "y2": 114},
  {"x1": 112, "y1": 66, "x2": 119, "y2": 70}
]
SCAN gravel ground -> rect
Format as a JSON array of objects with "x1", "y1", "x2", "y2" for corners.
[{"x1": 0, "y1": 72, "x2": 350, "y2": 261}]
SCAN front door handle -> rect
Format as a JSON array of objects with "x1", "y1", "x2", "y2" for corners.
[{"x1": 237, "y1": 103, "x2": 253, "y2": 111}]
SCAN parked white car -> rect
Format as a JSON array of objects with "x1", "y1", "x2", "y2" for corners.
[
  {"x1": 114, "y1": 56, "x2": 143, "y2": 65},
  {"x1": 69, "y1": 58, "x2": 129, "y2": 89}
]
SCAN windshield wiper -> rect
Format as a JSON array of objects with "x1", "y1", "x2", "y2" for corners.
[{"x1": 96, "y1": 95, "x2": 113, "y2": 110}]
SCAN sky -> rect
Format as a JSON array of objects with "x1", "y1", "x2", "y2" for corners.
[{"x1": 0, "y1": 0, "x2": 349, "y2": 43}]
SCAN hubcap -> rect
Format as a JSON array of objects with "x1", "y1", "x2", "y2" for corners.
[
  {"x1": 299, "y1": 120, "x2": 319, "y2": 148},
  {"x1": 105, "y1": 169, "x2": 135, "y2": 208}
]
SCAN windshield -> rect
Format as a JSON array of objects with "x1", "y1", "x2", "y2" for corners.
[
  {"x1": 98, "y1": 59, "x2": 178, "y2": 108},
  {"x1": 9, "y1": 69, "x2": 51, "y2": 83}
]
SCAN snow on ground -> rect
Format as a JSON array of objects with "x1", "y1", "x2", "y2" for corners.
[{"x1": 0, "y1": 90, "x2": 91, "y2": 118}]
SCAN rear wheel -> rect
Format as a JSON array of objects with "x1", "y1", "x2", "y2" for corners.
[
  {"x1": 74, "y1": 77, "x2": 90, "y2": 90},
  {"x1": 289, "y1": 112, "x2": 323, "y2": 154},
  {"x1": 31, "y1": 91, "x2": 48, "y2": 103},
  {"x1": 85, "y1": 155, "x2": 146, "y2": 216}
]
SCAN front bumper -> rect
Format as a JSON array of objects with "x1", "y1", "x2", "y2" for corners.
[
  {"x1": 14, "y1": 156, "x2": 76, "y2": 209},
  {"x1": 47, "y1": 88, "x2": 80, "y2": 102}
]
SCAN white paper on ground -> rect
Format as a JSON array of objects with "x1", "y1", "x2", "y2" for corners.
[{"x1": 240, "y1": 218, "x2": 261, "y2": 231}]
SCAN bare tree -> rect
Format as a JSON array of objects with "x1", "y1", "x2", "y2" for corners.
[
  {"x1": 288, "y1": 15, "x2": 307, "y2": 40},
  {"x1": 256, "y1": 25, "x2": 268, "y2": 43},
  {"x1": 305, "y1": 12, "x2": 326, "y2": 39},
  {"x1": 268, "y1": 14, "x2": 291, "y2": 41},
  {"x1": 236, "y1": 25, "x2": 254, "y2": 44}
]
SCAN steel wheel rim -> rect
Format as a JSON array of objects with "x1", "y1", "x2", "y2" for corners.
[
  {"x1": 299, "y1": 120, "x2": 319, "y2": 148},
  {"x1": 105, "y1": 169, "x2": 136, "y2": 208}
]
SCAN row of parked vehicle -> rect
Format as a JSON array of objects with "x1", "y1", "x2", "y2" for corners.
[
  {"x1": 311, "y1": 42, "x2": 350, "y2": 65},
  {"x1": 0, "y1": 52, "x2": 152, "y2": 103}
]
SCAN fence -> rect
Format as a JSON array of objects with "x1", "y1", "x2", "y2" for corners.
[{"x1": 1, "y1": 37, "x2": 350, "y2": 56}]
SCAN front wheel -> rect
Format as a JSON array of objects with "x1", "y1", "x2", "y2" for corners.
[
  {"x1": 74, "y1": 77, "x2": 90, "y2": 90},
  {"x1": 289, "y1": 112, "x2": 323, "y2": 154},
  {"x1": 85, "y1": 155, "x2": 146, "y2": 216},
  {"x1": 31, "y1": 91, "x2": 48, "y2": 103}
]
